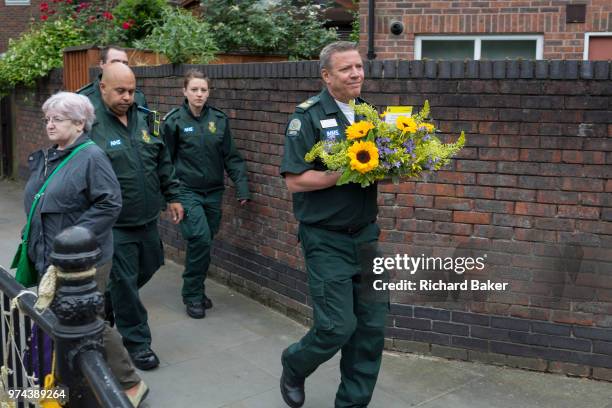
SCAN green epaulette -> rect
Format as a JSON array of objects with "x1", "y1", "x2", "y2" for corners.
[
  {"x1": 76, "y1": 81, "x2": 94, "y2": 95},
  {"x1": 209, "y1": 106, "x2": 227, "y2": 118},
  {"x1": 162, "y1": 107, "x2": 180, "y2": 121},
  {"x1": 296, "y1": 95, "x2": 320, "y2": 113}
]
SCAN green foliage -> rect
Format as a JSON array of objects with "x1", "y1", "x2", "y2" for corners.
[
  {"x1": 133, "y1": 8, "x2": 218, "y2": 64},
  {"x1": 38, "y1": 0, "x2": 123, "y2": 46},
  {"x1": 112, "y1": 0, "x2": 169, "y2": 45},
  {"x1": 199, "y1": 0, "x2": 337, "y2": 60},
  {"x1": 0, "y1": 19, "x2": 86, "y2": 96},
  {"x1": 349, "y1": 0, "x2": 360, "y2": 43}
]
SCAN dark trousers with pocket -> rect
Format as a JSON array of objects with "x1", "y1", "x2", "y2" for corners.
[
  {"x1": 109, "y1": 222, "x2": 164, "y2": 354},
  {"x1": 179, "y1": 189, "x2": 223, "y2": 304},
  {"x1": 95, "y1": 262, "x2": 141, "y2": 388},
  {"x1": 282, "y1": 222, "x2": 389, "y2": 408}
]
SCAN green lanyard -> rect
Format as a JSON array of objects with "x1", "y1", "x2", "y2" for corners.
[{"x1": 21, "y1": 140, "x2": 95, "y2": 243}]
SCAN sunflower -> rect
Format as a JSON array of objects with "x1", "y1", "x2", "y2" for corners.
[
  {"x1": 347, "y1": 141, "x2": 379, "y2": 174},
  {"x1": 346, "y1": 121, "x2": 375, "y2": 140},
  {"x1": 396, "y1": 116, "x2": 417, "y2": 133}
]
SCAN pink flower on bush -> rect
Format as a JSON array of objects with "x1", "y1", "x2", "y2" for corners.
[
  {"x1": 103, "y1": 11, "x2": 113, "y2": 20},
  {"x1": 40, "y1": 14, "x2": 49, "y2": 21},
  {"x1": 122, "y1": 21, "x2": 131, "y2": 30},
  {"x1": 39, "y1": 2, "x2": 49, "y2": 12}
]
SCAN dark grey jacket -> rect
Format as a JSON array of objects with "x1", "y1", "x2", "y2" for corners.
[{"x1": 23, "y1": 134, "x2": 122, "y2": 275}]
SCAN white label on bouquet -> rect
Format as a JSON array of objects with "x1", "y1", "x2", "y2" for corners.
[
  {"x1": 320, "y1": 119, "x2": 338, "y2": 128},
  {"x1": 384, "y1": 106, "x2": 413, "y2": 126}
]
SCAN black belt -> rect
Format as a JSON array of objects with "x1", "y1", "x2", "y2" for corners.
[{"x1": 307, "y1": 221, "x2": 374, "y2": 235}]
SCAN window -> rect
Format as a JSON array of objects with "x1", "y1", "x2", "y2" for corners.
[
  {"x1": 5, "y1": 0, "x2": 31, "y2": 4},
  {"x1": 584, "y1": 33, "x2": 612, "y2": 60},
  {"x1": 415, "y1": 35, "x2": 544, "y2": 60}
]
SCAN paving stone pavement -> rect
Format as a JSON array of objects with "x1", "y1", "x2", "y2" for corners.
[{"x1": 0, "y1": 179, "x2": 610, "y2": 408}]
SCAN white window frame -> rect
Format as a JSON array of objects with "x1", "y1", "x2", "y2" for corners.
[
  {"x1": 5, "y1": 0, "x2": 31, "y2": 5},
  {"x1": 583, "y1": 32, "x2": 612, "y2": 60},
  {"x1": 415, "y1": 34, "x2": 544, "y2": 60}
]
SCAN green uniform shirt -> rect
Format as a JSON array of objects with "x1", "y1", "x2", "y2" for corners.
[
  {"x1": 161, "y1": 100, "x2": 250, "y2": 200},
  {"x1": 77, "y1": 74, "x2": 148, "y2": 111},
  {"x1": 89, "y1": 102, "x2": 181, "y2": 227},
  {"x1": 280, "y1": 88, "x2": 378, "y2": 228}
]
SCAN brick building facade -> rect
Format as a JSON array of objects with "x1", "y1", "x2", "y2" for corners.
[
  {"x1": 0, "y1": 1, "x2": 42, "y2": 54},
  {"x1": 360, "y1": 0, "x2": 612, "y2": 60},
  {"x1": 8, "y1": 60, "x2": 612, "y2": 379}
]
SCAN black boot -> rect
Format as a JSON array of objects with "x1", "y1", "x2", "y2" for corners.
[
  {"x1": 280, "y1": 369, "x2": 305, "y2": 408},
  {"x1": 186, "y1": 301, "x2": 206, "y2": 319},
  {"x1": 203, "y1": 295, "x2": 213, "y2": 310}
]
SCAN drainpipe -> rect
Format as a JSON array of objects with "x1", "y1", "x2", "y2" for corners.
[{"x1": 367, "y1": 0, "x2": 376, "y2": 60}]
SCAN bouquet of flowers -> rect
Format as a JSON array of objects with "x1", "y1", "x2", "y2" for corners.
[{"x1": 305, "y1": 101, "x2": 465, "y2": 187}]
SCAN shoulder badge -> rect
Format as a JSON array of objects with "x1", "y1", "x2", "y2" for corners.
[
  {"x1": 208, "y1": 121, "x2": 217, "y2": 134},
  {"x1": 163, "y1": 107, "x2": 180, "y2": 122},
  {"x1": 286, "y1": 118, "x2": 302, "y2": 137}
]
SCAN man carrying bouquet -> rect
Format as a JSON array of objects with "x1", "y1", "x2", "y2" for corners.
[{"x1": 280, "y1": 41, "x2": 388, "y2": 408}]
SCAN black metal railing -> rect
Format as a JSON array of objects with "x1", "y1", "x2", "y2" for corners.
[{"x1": 0, "y1": 226, "x2": 132, "y2": 408}]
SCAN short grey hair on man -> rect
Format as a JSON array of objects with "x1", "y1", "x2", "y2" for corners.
[
  {"x1": 319, "y1": 41, "x2": 360, "y2": 72},
  {"x1": 42, "y1": 92, "x2": 96, "y2": 132}
]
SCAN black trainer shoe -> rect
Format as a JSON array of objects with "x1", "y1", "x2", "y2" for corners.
[
  {"x1": 186, "y1": 301, "x2": 206, "y2": 319},
  {"x1": 129, "y1": 348, "x2": 159, "y2": 371},
  {"x1": 280, "y1": 369, "x2": 305, "y2": 408},
  {"x1": 203, "y1": 295, "x2": 213, "y2": 310}
]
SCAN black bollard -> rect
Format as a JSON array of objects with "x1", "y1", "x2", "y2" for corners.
[{"x1": 49, "y1": 226, "x2": 131, "y2": 408}]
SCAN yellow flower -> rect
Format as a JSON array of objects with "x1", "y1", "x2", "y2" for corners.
[
  {"x1": 346, "y1": 121, "x2": 375, "y2": 140},
  {"x1": 419, "y1": 123, "x2": 435, "y2": 133},
  {"x1": 396, "y1": 116, "x2": 417, "y2": 133},
  {"x1": 347, "y1": 141, "x2": 379, "y2": 174}
]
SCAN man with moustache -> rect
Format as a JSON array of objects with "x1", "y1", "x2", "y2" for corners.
[
  {"x1": 89, "y1": 63, "x2": 183, "y2": 371},
  {"x1": 279, "y1": 41, "x2": 389, "y2": 407}
]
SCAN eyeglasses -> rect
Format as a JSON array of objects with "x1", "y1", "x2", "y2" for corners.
[{"x1": 43, "y1": 116, "x2": 71, "y2": 125}]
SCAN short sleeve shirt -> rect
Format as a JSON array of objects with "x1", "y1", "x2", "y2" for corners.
[{"x1": 281, "y1": 88, "x2": 378, "y2": 228}]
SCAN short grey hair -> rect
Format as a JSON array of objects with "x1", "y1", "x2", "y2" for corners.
[
  {"x1": 42, "y1": 92, "x2": 95, "y2": 132},
  {"x1": 319, "y1": 41, "x2": 359, "y2": 72}
]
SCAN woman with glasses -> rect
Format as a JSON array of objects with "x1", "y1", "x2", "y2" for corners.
[{"x1": 23, "y1": 92, "x2": 149, "y2": 407}]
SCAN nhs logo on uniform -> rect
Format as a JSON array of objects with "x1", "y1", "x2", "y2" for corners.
[
  {"x1": 325, "y1": 129, "x2": 340, "y2": 139},
  {"x1": 184, "y1": 127, "x2": 194, "y2": 132},
  {"x1": 109, "y1": 139, "x2": 122, "y2": 147}
]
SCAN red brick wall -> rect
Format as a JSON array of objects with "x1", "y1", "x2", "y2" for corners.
[
  {"x1": 13, "y1": 69, "x2": 63, "y2": 179},
  {"x1": 360, "y1": 0, "x2": 612, "y2": 60},
  {"x1": 0, "y1": 1, "x2": 42, "y2": 53}
]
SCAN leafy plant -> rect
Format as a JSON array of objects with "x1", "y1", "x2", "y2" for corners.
[
  {"x1": 38, "y1": 0, "x2": 124, "y2": 45},
  {"x1": 112, "y1": 0, "x2": 168, "y2": 45},
  {"x1": 133, "y1": 8, "x2": 218, "y2": 64},
  {"x1": 349, "y1": 0, "x2": 360, "y2": 43},
  {"x1": 0, "y1": 19, "x2": 86, "y2": 96},
  {"x1": 199, "y1": 0, "x2": 337, "y2": 60}
]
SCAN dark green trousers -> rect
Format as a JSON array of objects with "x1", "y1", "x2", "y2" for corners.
[
  {"x1": 109, "y1": 222, "x2": 164, "y2": 353},
  {"x1": 179, "y1": 189, "x2": 223, "y2": 303},
  {"x1": 282, "y1": 223, "x2": 389, "y2": 408}
]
